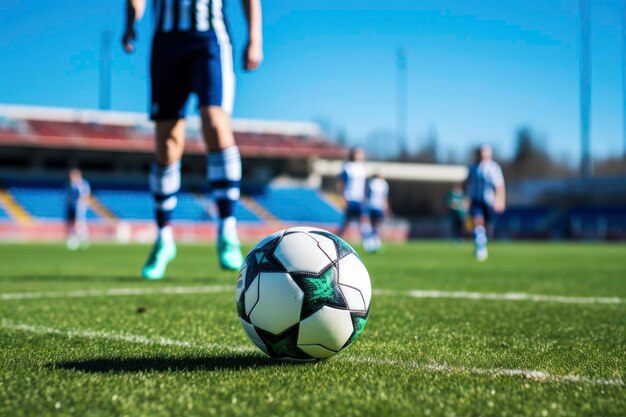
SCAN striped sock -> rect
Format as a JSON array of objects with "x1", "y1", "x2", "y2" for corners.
[
  {"x1": 149, "y1": 161, "x2": 181, "y2": 243},
  {"x1": 207, "y1": 146, "x2": 241, "y2": 239},
  {"x1": 474, "y1": 224, "x2": 487, "y2": 250}
]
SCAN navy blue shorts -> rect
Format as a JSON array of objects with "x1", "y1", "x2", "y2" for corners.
[
  {"x1": 369, "y1": 208, "x2": 385, "y2": 225},
  {"x1": 66, "y1": 204, "x2": 86, "y2": 223},
  {"x1": 150, "y1": 31, "x2": 235, "y2": 120},
  {"x1": 470, "y1": 200, "x2": 496, "y2": 225},
  {"x1": 66, "y1": 206, "x2": 76, "y2": 223},
  {"x1": 344, "y1": 201, "x2": 364, "y2": 219}
]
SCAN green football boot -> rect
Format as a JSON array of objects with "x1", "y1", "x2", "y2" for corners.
[
  {"x1": 217, "y1": 235, "x2": 244, "y2": 271},
  {"x1": 142, "y1": 239, "x2": 177, "y2": 280}
]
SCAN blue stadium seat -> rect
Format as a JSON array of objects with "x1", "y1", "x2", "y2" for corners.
[
  {"x1": 9, "y1": 187, "x2": 99, "y2": 220},
  {"x1": 0, "y1": 204, "x2": 8, "y2": 220},
  {"x1": 497, "y1": 206, "x2": 554, "y2": 233},
  {"x1": 567, "y1": 206, "x2": 626, "y2": 238},
  {"x1": 94, "y1": 190, "x2": 153, "y2": 220},
  {"x1": 179, "y1": 193, "x2": 261, "y2": 222},
  {"x1": 254, "y1": 187, "x2": 342, "y2": 224},
  {"x1": 235, "y1": 203, "x2": 262, "y2": 222},
  {"x1": 95, "y1": 190, "x2": 261, "y2": 222}
]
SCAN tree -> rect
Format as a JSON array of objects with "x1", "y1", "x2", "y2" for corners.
[{"x1": 508, "y1": 128, "x2": 558, "y2": 181}]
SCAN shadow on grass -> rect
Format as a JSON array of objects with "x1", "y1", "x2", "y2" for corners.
[{"x1": 50, "y1": 354, "x2": 306, "y2": 373}]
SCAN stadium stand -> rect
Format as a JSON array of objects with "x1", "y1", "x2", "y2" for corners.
[
  {"x1": 94, "y1": 189, "x2": 261, "y2": 223},
  {"x1": 4, "y1": 181, "x2": 337, "y2": 225},
  {"x1": 254, "y1": 187, "x2": 342, "y2": 224},
  {"x1": 93, "y1": 189, "x2": 152, "y2": 221},
  {"x1": 9, "y1": 187, "x2": 99, "y2": 220},
  {"x1": 0, "y1": 204, "x2": 8, "y2": 220},
  {"x1": 567, "y1": 205, "x2": 626, "y2": 239},
  {"x1": 0, "y1": 105, "x2": 347, "y2": 159},
  {"x1": 495, "y1": 206, "x2": 556, "y2": 239}
]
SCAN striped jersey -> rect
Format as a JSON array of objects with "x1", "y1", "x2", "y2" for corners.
[
  {"x1": 466, "y1": 160, "x2": 504, "y2": 205},
  {"x1": 339, "y1": 161, "x2": 367, "y2": 203},
  {"x1": 153, "y1": 0, "x2": 228, "y2": 35},
  {"x1": 66, "y1": 179, "x2": 91, "y2": 208},
  {"x1": 366, "y1": 178, "x2": 389, "y2": 210}
]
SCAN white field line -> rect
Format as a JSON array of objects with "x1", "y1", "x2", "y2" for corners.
[
  {"x1": 373, "y1": 289, "x2": 623, "y2": 305},
  {"x1": 344, "y1": 356, "x2": 625, "y2": 387},
  {"x1": 2, "y1": 286, "x2": 622, "y2": 305},
  {"x1": 1, "y1": 320, "x2": 623, "y2": 387},
  {"x1": 1, "y1": 320, "x2": 252, "y2": 354},
  {"x1": 0, "y1": 285, "x2": 232, "y2": 300}
]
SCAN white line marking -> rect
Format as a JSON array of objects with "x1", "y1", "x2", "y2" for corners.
[
  {"x1": 2, "y1": 321, "x2": 623, "y2": 387},
  {"x1": 373, "y1": 289, "x2": 623, "y2": 305},
  {"x1": 343, "y1": 356, "x2": 624, "y2": 387},
  {"x1": 0, "y1": 285, "x2": 232, "y2": 300},
  {"x1": 2, "y1": 286, "x2": 623, "y2": 305},
  {"x1": 1, "y1": 320, "x2": 252, "y2": 354}
]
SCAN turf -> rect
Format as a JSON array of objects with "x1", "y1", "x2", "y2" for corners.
[{"x1": 0, "y1": 242, "x2": 624, "y2": 417}]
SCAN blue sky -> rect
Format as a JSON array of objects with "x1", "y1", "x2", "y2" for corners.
[{"x1": 0, "y1": 0, "x2": 624, "y2": 161}]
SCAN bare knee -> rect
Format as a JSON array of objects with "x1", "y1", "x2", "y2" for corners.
[
  {"x1": 155, "y1": 120, "x2": 185, "y2": 166},
  {"x1": 201, "y1": 106, "x2": 235, "y2": 151},
  {"x1": 155, "y1": 138, "x2": 182, "y2": 166}
]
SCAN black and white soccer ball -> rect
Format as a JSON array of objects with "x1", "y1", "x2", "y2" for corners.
[{"x1": 235, "y1": 227, "x2": 371, "y2": 360}]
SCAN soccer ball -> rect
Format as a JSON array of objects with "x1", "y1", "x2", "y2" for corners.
[{"x1": 235, "y1": 227, "x2": 371, "y2": 360}]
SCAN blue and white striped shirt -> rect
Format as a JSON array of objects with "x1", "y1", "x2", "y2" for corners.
[
  {"x1": 466, "y1": 160, "x2": 504, "y2": 206},
  {"x1": 339, "y1": 161, "x2": 367, "y2": 203},
  {"x1": 66, "y1": 179, "x2": 91, "y2": 209},
  {"x1": 153, "y1": 0, "x2": 227, "y2": 35},
  {"x1": 366, "y1": 178, "x2": 389, "y2": 211}
]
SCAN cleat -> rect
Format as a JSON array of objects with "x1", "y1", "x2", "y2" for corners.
[
  {"x1": 218, "y1": 235, "x2": 244, "y2": 271},
  {"x1": 142, "y1": 239, "x2": 177, "y2": 280},
  {"x1": 66, "y1": 236, "x2": 79, "y2": 251},
  {"x1": 476, "y1": 247, "x2": 488, "y2": 262}
]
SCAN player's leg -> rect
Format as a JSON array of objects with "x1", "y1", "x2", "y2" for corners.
[
  {"x1": 368, "y1": 209, "x2": 383, "y2": 252},
  {"x1": 66, "y1": 207, "x2": 79, "y2": 250},
  {"x1": 451, "y1": 213, "x2": 464, "y2": 243},
  {"x1": 200, "y1": 106, "x2": 243, "y2": 270},
  {"x1": 142, "y1": 33, "x2": 189, "y2": 279},
  {"x1": 471, "y1": 201, "x2": 488, "y2": 261},
  {"x1": 358, "y1": 206, "x2": 373, "y2": 247},
  {"x1": 337, "y1": 201, "x2": 356, "y2": 237},
  {"x1": 142, "y1": 119, "x2": 185, "y2": 279},
  {"x1": 191, "y1": 31, "x2": 242, "y2": 270},
  {"x1": 360, "y1": 207, "x2": 375, "y2": 253},
  {"x1": 76, "y1": 203, "x2": 90, "y2": 248}
]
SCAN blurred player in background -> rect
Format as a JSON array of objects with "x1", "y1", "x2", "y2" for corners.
[
  {"x1": 336, "y1": 147, "x2": 371, "y2": 244},
  {"x1": 464, "y1": 145, "x2": 506, "y2": 261},
  {"x1": 65, "y1": 169, "x2": 90, "y2": 250},
  {"x1": 122, "y1": 0, "x2": 263, "y2": 278},
  {"x1": 446, "y1": 183, "x2": 466, "y2": 243},
  {"x1": 364, "y1": 173, "x2": 389, "y2": 253}
]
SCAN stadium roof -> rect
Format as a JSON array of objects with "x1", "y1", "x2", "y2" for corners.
[{"x1": 0, "y1": 104, "x2": 346, "y2": 159}]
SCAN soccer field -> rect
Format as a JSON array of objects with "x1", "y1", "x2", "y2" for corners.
[{"x1": 1, "y1": 242, "x2": 624, "y2": 417}]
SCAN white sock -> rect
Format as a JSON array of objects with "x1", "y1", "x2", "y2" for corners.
[
  {"x1": 219, "y1": 216, "x2": 238, "y2": 241},
  {"x1": 158, "y1": 225, "x2": 174, "y2": 244}
]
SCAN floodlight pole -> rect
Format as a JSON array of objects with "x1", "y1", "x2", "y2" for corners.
[
  {"x1": 99, "y1": 30, "x2": 112, "y2": 111},
  {"x1": 622, "y1": 0, "x2": 626, "y2": 158},
  {"x1": 579, "y1": 0, "x2": 592, "y2": 177},
  {"x1": 397, "y1": 48, "x2": 409, "y2": 156}
]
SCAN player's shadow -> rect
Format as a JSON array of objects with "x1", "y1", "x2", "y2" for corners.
[{"x1": 50, "y1": 354, "x2": 303, "y2": 373}]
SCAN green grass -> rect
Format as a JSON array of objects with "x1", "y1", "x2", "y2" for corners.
[{"x1": 1, "y1": 242, "x2": 625, "y2": 417}]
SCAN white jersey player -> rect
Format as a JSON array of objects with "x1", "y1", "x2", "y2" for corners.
[
  {"x1": 336, "y1": 147, "x2": 371, "y2": 242},
  {"x1": 464, "y1": 144, "x2": 506, "y2": 261},
  {"x1": 65, "y1": 169, "x2": 90, "y2": 250},
  {"x1": 365, "y1": 173, "x2": 389, "y2": 253}
]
